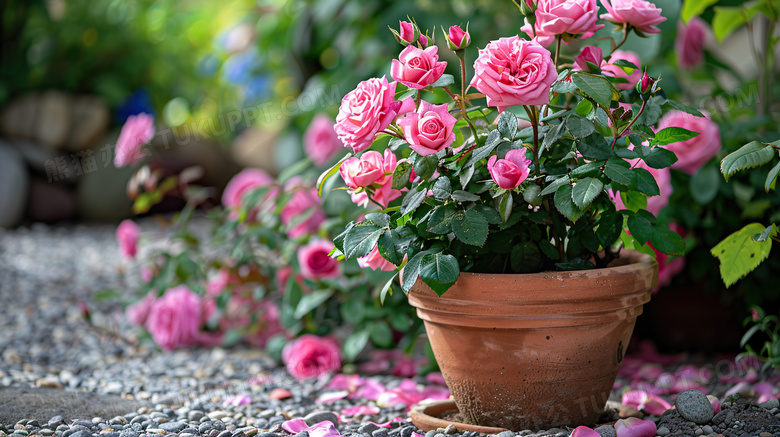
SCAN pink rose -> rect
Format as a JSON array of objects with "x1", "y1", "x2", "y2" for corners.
[
  {"x1": 357, "y1": 245, "x2": 396, "y2": 272},
  {"x1": 654, "y1": 223, "x2": 686, "y2": 292},
  {"x1": 676, "y1": 18, "x2": 708, "y2": 70},
  {"x1": 114, "y1": 113, "x2": 155, "y2": 167},
  {"x1": 470, "y1": 36, "x2": 556, "y2": 111},
  {"x1": 399, "y1": 21, "x2": 417, "y2": 44},
  {"x1": 600, "y1": 0, "x2": 667, "y2": 35},
  {"x1": 280, "y1": 187, "x2": 326, "y2": 238},
  {"x1": 601, "y1": 50, "x2": 642, "y2": 90},
  {"x1": 487, "y1": 149, "x2": 532, "y2": 189},
  {"x1": 206, "y1": 268, "x2": 231, "y2": 296},
  {"x1": 335, "y1": 76, "x2": 401, "y2": 154},
  {"x1": 397, "y1": 101, "x2": 457, "y2": 156},
  {"x1": 116, "y1": 219, "x2": 140, "y2": 259},
  {"x1": 305, "y1": 114, "x2": 342, "y2": 167},
  {"x1": 340, "y1": 149, "x2": 401, "y2": 208},
  {"x1": 282, "y1": 334, "x2": 342, "y2": 380},
  {"x1": 277, "y1": 266, "x2": 293, "y2": 290},
  {"x1": 521, "y1": 0, "x2": 604, "y2": 47},
  {"x1": 391, "y1": 45, "x2": 447, "y2": 90},
  {"x1": 574, "y1": 46, "x2": 604, "y2": 72},
  {"x1": 126, "y1": 291, "x2": 156, "y2": 326},
  {"x1": 146, "y1": 285, "x2": 203, "y2": 350},
  {"x1": 222, "y1": 168, "x2": 276, "y2": 218},
  {"x1": 298, "y1": 240, "x2": 341, "y2": 280},
  {"x1": 657, "y1": 110, "x2": 721, "y2": 175},
  {"x1": 446, "y1": 25, "x2": 471, "y2": 50}
]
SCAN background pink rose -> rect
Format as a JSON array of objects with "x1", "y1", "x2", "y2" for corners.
[
  {"x1": 221, "y1": 168, "x2": 276, "y2": 218},
  {"x1": 676, "y1": 18, "x2": 708, "y2": 70},
  {"x1": 280, "y1": 187, "x2": 326, "y2": 238},
  {"x1": 146, "y1": 285, "x2": 203, "y2": 350},
  {"x1": 601, "y1": 50, "x2": 642, "y2": 90},
  {"x1": 335, "y1": 76, "x2": 401, "y2": 153},
  {"x1": 282, "y1": 334, "x2": 342, "y2": 380},
  {"x1": 470, "y1": 36, "x2": 556, "y2": 111},
  {"x1": 357, "y1": 245, "x2": 396, "y2": 271},
  {"x1": 521, "y1": 0, "x2": 604, "y2": 47},
  {"x1": 397, "y1": 101, "x2": 457, "y2": 156},
  {"x1": 304, "y1": 114, "x2": 342, "y2": 167},
  {"x1": 116, "y1": 219, "x2": 140, "y2": 259},
  {"x1": 600, "y1": 0, "x2": 667, "y2": 35},
  {"x1": 126, "y1": 291, "x2": 156, "y2": 326},
  {"x1": 391, "y1": 45, "x2": 447, "y2": 90},
  {"x1": 298, "y1": 240, "x2": 341, "y2": 280},
  {"x1": 487, "y1": 148, "x2": 532, "y2": 189},
  {"x1": 657, "y1": 110, "x2": 721, "y2": 174},
  {"x1": 114, "y1": 113, "x2": 154, "y2": 167}
]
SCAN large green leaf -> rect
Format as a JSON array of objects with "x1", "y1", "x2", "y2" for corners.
[
  {"x1": 712, "y1": 6, "x2": 756, "y2": 42},
  {"x1": 765, "y1": 160, "x2": 780, "y2": 192},
  {"x1": 344, "y1": 224, "x2": 382, "y2": 259},
  {"x1": 392, "y1": 160, "x2": 412, "y2": 189},
  {"x1": 566, "y1": 116, "x2": 596, "y2": 139},
  {"x1": 497, "y1": 111, "x2": 518, "y2": 140},
  {"x1": 571, "y1": 177, "x2": 603, "y2": 209},
  {"x1": 419, "y1": 252, "x2": 460, "y2": 296},
  {"x1": 577, "y1": 133, "x2": 615, "y2": 160},
  {"x1": 401, "y1": 185, "x2": 428, "y2": 215},
  {"x1": 711, "y1": 223, "x2": 774, "y2": 288},
  {"x1": 452, "y1": 208, "x2": 489, "y2": 246},
  {"x1": 401, "y1": 251, "x2": 427, "y2": 292},
  {"x1": 637, "y1": 145, "x2": 678, "y2": 169},
  {"x1": 720, "y1": 141, "x2": 776, "y2": 181},
  {"x1": 681, "y1": 0, "x2": 718, "y2": 24},
  {"x1": 689, "y1": 165, "x2": 720, "y2": 204},
  {"x1": 572, "y1": 73, "x2": 618, "y2": 108},
  {"x1": 653, "y1": 127, "x2": 700, "y2": 145},
  {"x1": 414, "y1": 154, "x2": 439, "y2": 181},
  {"x1": 294, "y1": 289, "x2": 335, "y2": 319},
  {"x1": 427, "y1": 206, "x2": 458, "y2": 234},
  {"x1": 554, "y1": 184, "x2": 584, "y2": 222},
  {"x1": 343, "y1": 329, "x2": 370, "y2": 361},
  {"x1": 377, "y1": 230, "x2": 404, "y2": 265},
  {"x1": 604, "y1": 158, "x2": 633, "y2": 186}
]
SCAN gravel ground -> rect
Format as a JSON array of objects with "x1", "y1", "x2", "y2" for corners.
[{"x1": 1, "y1": 223, "x2": 779, "y2": 437}]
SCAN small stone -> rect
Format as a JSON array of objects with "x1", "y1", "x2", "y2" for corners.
[
  {"x1": 256, "y1": 433, "x2": 279, "y2": 437},
  {"x1": 372, "y1": 430, "x2": 389, "y2": 437},
  {"x1": 360, "y1": 425, "x2": 381, "y2": 435},
  {"x1": 594, "y1": 425, "x2": 616, "y2": 437},
  {"x1": 702, "y1": 426, "x2": 713, "y2": 434},
  {"x1": 618, "y1": 405, "x2": 643, "y2": 419},
  {"x1": 38, "y1": 430, "x2": 53, "y2": 437},
  {"x1": 759, "y1": 399, "x2": 780, "y2": 410},
  {"x1": 496, "y1": 431, "x2": 513, "y2": 437},
  {"x1": 209, "y1": 412, "x2": 230, "y2": 421},
  {"x1": 47, "y1": 418, "x2": 64, "y2": 429},
  {"x1": 695, "y1": 428, "x2": 703, "y2": 435},
  {"x1": 656, "y1": 427, "x2": 670, "y2": 436},
  {"x1": 145, "y1": 430, "x2": 165, "y2": 435},
  {"x1": 217, "y1": 430, "x2": 232, "y2": 437},
  {"x1": 189, "y1": 412, "x2": 205, "y2": 422},
  {"x1": 68, "y1": 431, "x2": 91, "y2": 437},
  {"x1": 676, "y1": 389, "x2": 715, "y2": 425},
  {"x1": 158, "y1": 423, "x2": 185, "y2": 433},
  {"x1": 303, "y1": 412, "x2": 338, "y2": 427},
  {"x1": 443, "y1": 425, "x2": 457, "y2": 435},
  {"x1": 759, "y1": 433, "x2": 773, "y2": 437}
]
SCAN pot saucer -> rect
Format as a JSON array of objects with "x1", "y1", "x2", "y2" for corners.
[{"x1": 409, "y1": 400, "x2": 510, "y2": 434}]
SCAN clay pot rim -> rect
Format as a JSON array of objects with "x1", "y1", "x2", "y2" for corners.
[{"x1": 410, "y1": 400, "x2": 510, "y2": 434}]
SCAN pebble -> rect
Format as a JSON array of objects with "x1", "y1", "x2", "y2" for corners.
[
  {"x1": 443, "y1": 425, "x2": 457, "y2": 435},
  {"x1": 676, "y1": 389, "x2": 715, "y2": 425},
  {"x1": 594, "y1": 424, "x2": 616, "y2": 437},
  {"x1": 702, "y1": 425, "x2": 713, "y2": 434},
  {"x1": 303, "y1": 412, "x2": 338, "y2": 427},
  {"x1": 758, "y1": 399, "x2": 779, "y2": 410},
  {"x1": 495, "y1": 431, "x2": 513, "y2": 437},
  {"x1": 360, "y1": 424, "x2": 381, "y2": 435},
  {"x1": 158, "y1": 422, "x2": 186, "y2": 433},
  {"x1": 656, "y1": 426, "x2": 670, "y2": 436}
]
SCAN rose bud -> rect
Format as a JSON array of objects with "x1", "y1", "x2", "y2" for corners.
[
  {"x1": 390, "y1": 20, "x2": 420, "y2": 46},
  {"x1": 636, "y1": 71, "x2": 654, "y2": 94},
  {"x1": 445, "y1": 24, "x2": 471, "y2": 51},
  {"x1": 574, "y1": 46, "x2": 603, "y2": 73}
]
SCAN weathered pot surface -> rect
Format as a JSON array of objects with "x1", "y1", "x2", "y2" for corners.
[{"x1": 408, "y1": 250, "x2": 657, "y2": 431}]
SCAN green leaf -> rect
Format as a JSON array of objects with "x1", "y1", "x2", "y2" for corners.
[
  {"x1": 510, "y1": 241, "x2": 541, "y2": 273},
  {"x1": 541, "y1": 175, "x2": 571, "y2": 196},
  {"x1": 401, "y1": 252, "x2": 426, "y2": 293},
  {"x1": 294, "y1": 289, "x2": 335, "y2": 319},
  {"x1": 661, "y1": 100, "x2": 705, "y2": 118},
  {"x1": 604, "y1": 158, "x2": 633, "y2": 186},
  {"x1": 522, "y1": 184, "x2": 543, "y2": 205},
  {"x1": 369, "y1": 322, "x2": 394, "y2": 348},
  {"x1": 473, "y1": 204, "x2": 503, "y2": 224},
  {"x1": 393, "y1": 160, "x2": 412, "y2": 189},
  {"x1": 712, "y1": 6, "x2": 755, "y2": 42},
  {"x1": 414, "y1": 154, "x2": 439, "y2": 181},
  {"x1": 378, "y1": 230, "x2": 404, "y2": 265},
  {"x1": 566, "y1": 116, "x2": 596, "y2": 139},
  {"x1": 451, "y1": 190, "x2": 480, "y2": 202},
  {"x1": 340, "y1": 299, "x2": 365, "y2": 324},
  {"x1": 317, "y1": 153, "x2": 351, "y2": 197},
  {"x1": 344, "y1": 224, "x2": 382, "y2": 259},
  {"x1": 556, "y1": 258, "x2": 595, "y2": 271},
  {"x1": 689, "y1": 165, "x2": 720, "y2": 204},
  {"x1": 427, "y1": 206, "x2": 458, "y2": 234},
  {"x1": 432, "y1": 177, "x2": 452, "y2": 200},
  {"x1": 711, "y1": 223, "x2": 774, "y2": 288},
  {"x1": 721, "y1": 141, "x2": 776, "y2": 181},
  {"x1": 463, "y1": 131, "x2": 502, "y2": 168},
  {"x1": 653, "y1": 127, "x2": 700, "y2": 145},
  {"x1": 431, "y1": 73, "x2": 455, "y2": 88},
  {"x1": 343, "y1": 329, "x2": 370, "y2": 361},
  {"x1": 542, "y1": 122, "x2": 565, "y2": 152},
  {"x1": 95, "y1": 289, "x2": 120, "y2": 302},
  {"x1": 554, "y1": 184, "x2": 584, "y2": 222},
  {"x1": 419, "y1": 252, "x2": 460, "y2": 296},
  {"x1": 637, "y1": 145, "x2": 678, "y2": 169},
  {"x1": 578, "y1": 133, "x2": 615, "y2": 160},
  {"x1": 452, "y1": 208, "x2": 489, "y2": 246},
  {"x1": 575, "y1": 99, "x2": 594, "y2": 117},
  {"x1": 379, "y1": 272, "x2": 398, "y2": 304},
  {"x1": 633, "y1": 168, "x2": 661, "y2": 197},
  {"x1": 620, "y1": 190, "x2": 648, "y2": 212},
  {"x1": 459, "y1": 164, "x2": 475, "y2": 187},
  {"x1": 571, "y1": 177, "x2": 604, "y2": 209},
  {"x1": 611, "y1": 59, "x2": 639, "y2": 72},
  {"x1": 538, "y1": 239, "x2": 560, "y2": 261},
  {"x1": 596, "y1": 210, "x2": 623, "y2": 248},
  {"x1": 572, "y1": 73, "x2": 618, "y2": 108},
  {"x1": 682, "y1": 0, "x2": 718, "y2": 24},
  {"x1": 498, "y1": 191, "x2": 514, "y2": 222},
  {"x1": 364, "y1": 212, "x2": 390, "y2": 228},
  {"x1": 401, "y1": 185, "x2": 428, "y2": 215},
  {"x1": 497, "y1": 111, "x2": 518, "y2": 140},
  {"x1": 765, "y1": 160, "x2": 780, "y2": 192}
]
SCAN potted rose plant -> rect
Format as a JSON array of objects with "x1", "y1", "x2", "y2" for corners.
[{"x1": 317, "y1": 2, "x2": 706, "y2": 430}]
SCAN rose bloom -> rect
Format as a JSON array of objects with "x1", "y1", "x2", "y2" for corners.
[
  {"x1": 391, "y1": 45, "x2": 447, "y2": 90},
  {"x1": 282, "y1": 334, "x2": 342, "y2": 380},
  {"x1": 521, "y1": 0, "x2": 604, "y2": 47},
  {"x1": 116, "y1": 219, "x2": 140, "y2": 259},
  {"x1": 340, "y1": 149, "x2": 401, "y2": 208},
  {"x1": 676, "y1": 18, "x2": 708, "y2": 70},
  {"x1": 470, "y1": 36, "x2": 556, "y2": 111},
  {"x1": 600, "y1": 0, "x2": 667, "y2": 35},
  {"x1": 657, "y1": 110, "x2": 721, "y2": 174},
  {"x1": 601, "y1": 50, "x2": 642, "y2": 91},
  {"x1": 304, "y1": 114, "x2": 342, "y2": 167},
  {"x1": 126, "y1": 291, "x2": 156, "y2": 326},
  {"x1": 298, "y1": 240, "x2": 341, "y2": 280},
  {"x1": 335, "y1": 76, "x2": 402, "y2": 153},
  {"x1": 221, "y1": 168, "x2": 276, "y2": 218},
  {"x1": 574, "y1": 46, "x2": 604, "y2": 72},
  {"x1": 114, "y1": 113, "x2": 154, "y2": 167},
  {"x1": 487, "y1": 149, "x2": 533, "y2": 189},
  {"x1": 397, "y1": 101, "x2": 457, "y2": 156},
  {"x1": 357, "y1": 245, "x2": 396, "y2": 272},
  {"x1": 279, "y1": 187, "x2": 327, "y2": 238},
  {"x1": 145, "y1": 285, "x2": 203, "y2": 351}
]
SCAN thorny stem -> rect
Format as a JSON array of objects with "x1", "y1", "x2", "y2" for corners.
[
  {"x1": 618, "y1": 99, "x2": 647, "y2": 138},
  {"x1": 460, "y1": 54, "x2": 467, "y2": 101},
  {"x1": 610, "y1": 25, "x2": 630, "y2": 56},
  {"x1": 524, "y1": 105, "x2": 541, "y2": 177},
  {"x1": 554, "y1": 36, "x2": 562, "y2": 70}
]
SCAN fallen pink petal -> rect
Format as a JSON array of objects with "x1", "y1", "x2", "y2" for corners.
[{"x1": 614, "y1": 417, "x2": 657, "y2": 437}]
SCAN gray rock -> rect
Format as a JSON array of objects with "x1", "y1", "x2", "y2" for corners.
[
  {"x1": 47, "y1": 417, "x2": 65, "y2": 428},
  {"x1": 496, "y1": 431, "x2": 514, "y2": 437},
  {"x1": 443, "y1": 425, "x2": 457, "y2": 435},
  {"x1": 676, "y1": 389, "x2": 715, "y2": 425},
  {"x1": 594, "y1": 424, "x2": 616, "y2": 437},
  {"x1": 68, "y1": 431, "x2": 92, "y2": 437},
  {"x1": 157, "y1": 422, "x2": 185, "y2": 433},
  {"x1": 656, "y1": 426, "x2": 670, "y2": 436},
  {"x1": 702, "y1": 425, "x2": 714, "y2": 434},
  {"x1": 303, "y1": 412, "x2": 338, "y2": 427},
  {"x1": 0, "y1": 142, "x2": 29, "y2": 228},
  {"x1": 759, "y1": 399, "x2": 779, "y2": 410},
  {"x1": 359, "y1": 424, "x2": 380, "y2": 435}
]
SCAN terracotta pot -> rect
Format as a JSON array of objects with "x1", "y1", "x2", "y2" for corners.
[{"x1": 408, "y1": 250, "x2": 657, "y2": 431}]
